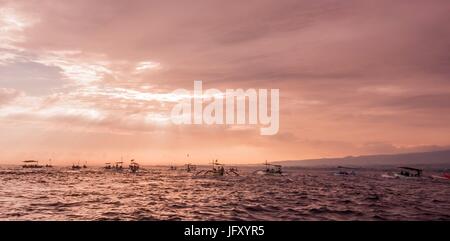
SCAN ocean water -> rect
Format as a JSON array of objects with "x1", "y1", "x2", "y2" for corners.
[{"x1": 0, "y1": 166, "x2": 449, "y2": 221}]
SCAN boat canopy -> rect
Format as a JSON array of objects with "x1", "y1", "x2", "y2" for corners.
[
  {"x1": 264, "y1": 163, "x2": 281, "y2": 168},
  {"x1": 337, "y1": 166, "x2": 357, "y2": 169},
  {"x1": 263, "y1": 161, "x2": 281, "y2": 167},
  {"x1": 399, "y1": 167, "x2": 423, "y2": 172}
]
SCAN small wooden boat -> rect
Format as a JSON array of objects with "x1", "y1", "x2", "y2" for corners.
[
  {"x1": 196, "y1": 160, "x2": 239, "y2": 176},
  {"x1": 71, "y1": 164, "x2": 82, "y2": 170},
  {"x1": 113, "y1": 161, "x2": 124, "y2": 171},
  {"x1": 185, "y1": 163, "x2": 196, "y2": 172},
  {"x1": 334, "y1": 166, "x2": 357, "y2": 176},
  {"x1": 382, "y1": 167, "x2": 423, "y2": 179},
  {"x1": 129, "y1": 159, "x2": 140, "y2": 173},
  {"x1": 255, "y1": 161, "x2": 283, "y2": 175},
  {"x1": 22, "y1": 160, "x2": 43, "y2": 169},
  {"x1": 104, "y1": 162, "x2": 112, "y2": 169}
]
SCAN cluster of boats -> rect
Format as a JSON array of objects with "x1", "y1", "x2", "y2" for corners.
[
  {"x1": 104, "y1": 160, "x2": 140, "y2": 173},
  {"x1": 167, "y1": 160, "x2": 285, "y2": 177},
  {"x1": 18, "y1": 159, "x2": 284, "y2": 176},
  {"x1": 18, "y1": 159, "x2": 449, "y2": 180},
  {"x1": 20, "y1": 158, "x2": 243, "y2": 176},
  {"x1": 21, "y1": 159, "x2": 141, "y2": 173}
]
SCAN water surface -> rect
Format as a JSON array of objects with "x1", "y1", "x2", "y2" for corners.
[{"x1": 0, "y1": 167, "x2": 449, "y2": 220}]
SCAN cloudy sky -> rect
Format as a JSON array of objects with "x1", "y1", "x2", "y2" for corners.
[{"x1": 0, "y1": 0, "x2": 449, "y2": 164}]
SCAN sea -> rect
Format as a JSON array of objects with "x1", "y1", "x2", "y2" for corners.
[{"x1": 0, "y1": 166, "x2": 449, "y2": 220}]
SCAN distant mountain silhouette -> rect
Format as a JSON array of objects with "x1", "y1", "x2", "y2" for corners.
[{"x1": 276, "y1": 149, "x2": 450, "y2": 167}]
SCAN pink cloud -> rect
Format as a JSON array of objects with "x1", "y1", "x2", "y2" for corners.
[{"x1": 0, "y1": 0, "x2": 449, "y2": 163}]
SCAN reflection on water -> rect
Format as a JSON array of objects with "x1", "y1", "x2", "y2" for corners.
[{"x1": 0, "y1": 167, "x2": 449, "y2": 220}]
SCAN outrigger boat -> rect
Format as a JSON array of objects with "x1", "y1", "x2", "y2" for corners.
[
  {"x1": 396, "y1": 167, "x2": 422, "y2": 178},
  {"x1": 104, "y1": 162, "x2": 112, "y2": 169},
  {"x1": 71, "y1": 162, "x2": 82, "y2": 170},
  {"x1": 45, "y1": 159, "x2": 53, "y2": 168},
  {"x1": 382, "y1": 166, "x2": 423, "y2": 179},
  {"x1": 255, "y1": 161, "x2": 283, "y2": 175},
  {"x1": 334, "y1": 166, "x2": 357, "y2": 176},
  {"x1": 182, "y1": 154, "x2": 197, "y2": 172},
  {"x1": 113, "y1": 161, "x2": 124, "y2": 171},
  {"x1": 184, "y1": 163, "x2": 197, "y2": 173},
  {"x1": 195, "y1": 160, "x2": 239, "y2": 176},
  {"x1": 104, "y1": 161, "x2": 124, "y2": 171},
  {"x1": 129, "y1": 159, "x2": 140, "y2": 173},
  {"x1": 22, "y1": 160, "x2": 43, "y2": 169}
]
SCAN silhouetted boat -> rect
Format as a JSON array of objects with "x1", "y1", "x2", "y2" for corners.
[
  {"x1": 129, "y1": 159, "x2": 140, "y2": 173},
  {"x1": 382, "y1": 166, "x2": 423, "y2": 179},
  {"x1": 195, "y1": 160, "x2": 239, "y2": 176},
  {"x1": 334, "y1": 166, "x2": 357, "y2": 176},
  {"x1": 255, "y1": 161, "x2": 282, "y2": 175},
  {"x1": 22, "y1": 160, "x2": 43, "y2": 169},
  {"x1": 106, "y1": 161, "x2": 123, "y2": 171},
  {"x1": 396, "y1": 167, "x2": 422, "y2": 178},
  {"x1": 185, "y1": 163, "x2": 196, "y2": 172},
  {"x1": 104, "y1": 162, "x2": 112, "y2": 169},
  {"x1": 45, "y1": 159, "x2": 53, "y2": 168}
]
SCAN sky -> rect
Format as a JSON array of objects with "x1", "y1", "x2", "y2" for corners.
[{"x1": 0, "y1": 0, "x2": 449, "y2": 165}]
